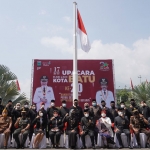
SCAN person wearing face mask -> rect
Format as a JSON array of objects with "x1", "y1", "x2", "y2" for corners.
[
  {"x1": 120, "y1": 101, "x2": 132, "y2": 121},
  {"x1": 80, "y1": 109, "x2": 96, "y2": 149},
  {"x1": 6, "y1": 100, "x2": 13, "y2": 117},
  {"x1": 83, "y1": 103, "x2": 93, "y2": 117},
  {"x1": 96, "y1": 110, "x2": 115, "y2": 148},
  {"x1": 28, "y1": 104, "x2": 38, "y2": 142},
  {"x1": 0, "y1": 108, "x2": 12, "y2": 149},
  {"x1": 63, "y1": 109, "x2": 79, "y2": 149},
  {"x1": 0, "y1": 97, "x2": 4, "y2": 115},
  {"x1": 96, "y1": 78, "x2": 114, "y2": 108},
  {"x1": 129, "y1": 99, "x2": 140, "y2": 115},
  {"x1": 59, "y1": 100, "x2": 69, "y2": 119},
  {"x1": 13, "y1": 109, "x2": 30, "y2": 149},
  {"x1": 22, "y1": 101, "x2": 30, "y2": 117},
  {"x1": 48, "y1": 110, "x2": 63, "y2": 148},
  {"x1": 33, "y1": 76, "x2": 55, "y2": 111},
  {"x1": 69, "y1": 99, "x2": 83, "y2": 122},
  {"x1": 32, "y1": 110, "x2": 47, "y2": 148},
  {"x1": 114, "y1": 108, "x2": 132, "y2": 149},
  {"x1": 109, "y1": 101, "x2": 118, "y2": 124},
  {"x1": 130, "y1": 109, "x2": 150, "y2": 148}
]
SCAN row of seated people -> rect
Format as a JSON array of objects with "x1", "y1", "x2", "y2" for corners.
[{"x1": 0, "y1": 103, "x2": 150, "y2": 149}]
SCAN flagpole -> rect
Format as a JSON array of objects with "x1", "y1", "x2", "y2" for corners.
[{"x1": 73, "y1": 2, "x2": 78, "y2": 101}]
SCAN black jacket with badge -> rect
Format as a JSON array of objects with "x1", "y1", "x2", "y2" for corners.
[
  {"x1": 81, "y1": 116, "x2": 95, "y2": 132},
  {"x1": 47, "y1": 107, "x2": 60, "y2": 119},
  {"x1": 59, "y1": 107, "x2": 69, "y2": 118}
]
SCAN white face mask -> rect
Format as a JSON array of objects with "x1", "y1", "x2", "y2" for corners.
[
  {"x1": 141, "y1": 104, "x2": 144, "y2": 107},
  {"x1": 39, "y1": 113, "x2": 43, "y2": 117},
  {"x1": 32, "y1": 107, "x2": 36, "y2": 110},
  {"x1": 16, "y1": 106, "x2": 20, "y2": 109},
  {"x1": 24, "y1": 105, "x2": 28, "y2": 108},
  {"x1": 62, "y1": 103, "x2": 66, "y2": 107},
  {"x1": 118, "y1": 112, "x2": 123, "y2": 116},
  {"x1": 51, "y1": 103, "x2": 55, "y2": 107},
  {"x1": 101, "y1": 113, "x2": 106, "y2": 117},
  {"x1": 120, "y1": 105, "x2": 125, "y2": 108},
  {"x1": 41, "y1": 105, "x2": 45, "y2": 108},
  {"x1": 84, "y1": 114, "x2": 89, "y2": 117}
]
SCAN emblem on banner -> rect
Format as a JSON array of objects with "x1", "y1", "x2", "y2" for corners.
[
  {"x1": 37, "y1": 61, "x2": 41, "y2": 66},
  {"x1": 100, "y1": 62, "x2": 109, "y2": 71}
]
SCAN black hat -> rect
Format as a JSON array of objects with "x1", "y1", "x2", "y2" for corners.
[
  {"x1": 53, "y1": 110, "x2": 58, "y2": 113},
  {"x1": 40, "y1": 76, "x2": 48, "y2": 81},
  {"x1": 101, "y1": 100, "x2": 105, "y2": 103},
  {"x1": 62, "y1": 100, "x2": 66, "y2": 103},
  {"x1": 92, "y1": 99, "x2": 96, "y2": 102},
  {"x1": 74, "y1": 99, "x2": 78, "y2": 102},
  {"x1": 24, "y1": 101, "x2": 29, "y2": 105},
  {"x1": 130, "y1": 99, "x2": 135, "y2": 102},
  {"x1": 83, "y1": 109, "x2": 89, "y2": 113},
  {"x1": 8, "y1": 100, "x2": 12, "y2": 103},
  {"x1": 110, "y1": 101, "x2": 115, "y2": 103},
  {"x1": 120, "y1": 101, "x2": 125, "y2": 104},
  {"x1": 51, "y1": 100, "x2": 55, "y2": 103},
  {"x1": 117, "y1": 107, "x2": 124, "y2": 111},
  {"x1": 99, "y1": 78, "x2": 108, "y2": 85}
]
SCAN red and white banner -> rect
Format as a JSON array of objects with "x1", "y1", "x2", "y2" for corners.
[{"x1": 32, "y1": 59, "x2": 115, "y2": 111}]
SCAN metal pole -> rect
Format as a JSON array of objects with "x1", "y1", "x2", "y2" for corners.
[{"x1": 73, "y1": 2, "x2": 78, "y2": 101}]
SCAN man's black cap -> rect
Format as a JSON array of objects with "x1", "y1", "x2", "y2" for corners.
[
  {"x1": 62, "y1": 100, "x2": 66, "y2": 103},
  {"x1": 53, "y1": 110, "x2": 58, "y2": 113},
  {"x1": 99, "y1": 78, "x2": 108, "y2": 85},
  {"x1": 40, "y1": 76, "x2": 48, "y2": 81},
  {"x1": 8, "y1": 100, "x2": 12, "y2": 103},
  {"x1": 51, "y1": 100, "x2": 55, "y2": 103},
  {"x1": 110, "y1": 101, "x2": 115, "y2": 103}
]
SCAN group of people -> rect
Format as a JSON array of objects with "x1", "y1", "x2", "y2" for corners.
[{"x1": 0, "y1": 97, "x2": 150, "y2": 149}]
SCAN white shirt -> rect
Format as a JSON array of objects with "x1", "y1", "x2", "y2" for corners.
[
  {"x1": 96, "y1": 90, "x2": 114, "y2": 108},
  {"x1": 33, "y1": 86, "x2": 55, "y2": 111}
]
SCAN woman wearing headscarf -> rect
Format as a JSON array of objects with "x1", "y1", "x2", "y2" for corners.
[
  {"x1": 96, "y1": 110, "x2": 115, "y2": 148},
  {"x1": 63, "y1": 109, "x2": 79, "y2": 149},
  {"x1": 32, "y1": 110, "x2": 47, "y2": 148}
]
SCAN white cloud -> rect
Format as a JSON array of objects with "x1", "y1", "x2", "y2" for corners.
[
  {"x1": 63, "y1": 16, "x2": 71, "y2": 23},
  {"x1": 41, "y1": 36, "x2": 73, "y2": 53},
  {"x1": 39, "y1": 10, "x2": 47, "y2": 15},
  {"x1": 41, "y1": 36, "x2": 150, "y2": 88}
]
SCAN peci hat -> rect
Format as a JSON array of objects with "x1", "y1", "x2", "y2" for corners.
[
  {"x1": 101, "y1": 100, "x2": 105, "y2": 103},
  {"x1": 53, "y1": 110, "x2": 58, "y2": 113},
  {"x1": 117, "y1": 107, "x2": 124, "y2": 111},
  {"x1": 74, "y1": 99, "x2": 78, "y2": 102},
  {"x1": 92, "y1": 99, "x2": 96, "y2": 102},
  {"x1": 110, "y1": 101, "x2": 115, "y2": 103},
  {"x1": 61, "y1": 100, "x2": 66, "y2": 103},
  {"x1": 99, "y1": 78, "x2": 108, "y2": 85},
  {"x1": 24, "y1": 101, "x2": 29, "y2": 105},
  {"x1": 130, "y1": 99, "x2": 135, "y2": 102},
  {"x1": 83, "y1": 109, "x2": 89, "y2": 113},
  {"x1": 8, "y1": 100, "x2": 12, "y2": 103},
  {"x1": 51, "y1": 100, "x2": 55, "y2": 103}
]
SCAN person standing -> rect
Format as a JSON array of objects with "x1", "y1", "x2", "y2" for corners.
[
  {"x1": 6, "y1": 100, "x2": 13, "y2": 117},
  {"x1": 33, "y1": 76, "x2": 55, "y2": 111},
  {"x1": 0, "y1": 97, "x2": 4, "y2": 115},
  {"x1": 0, "y1": 108, "x2": 12, "y2": 149},
  {"x1": 96, "y1": 78, "x2": 114, "y2": 108},
  {"x1": 63, "y1": 109, "x2": 79, "y2": 149},
  {"x1": 59, "y1": 100, "x2": 69, "y2": 119},
  {"x1": 114, "y1": 108, "x2": 132, "y2": 149},
  {"x1": 80, "y1": 109, "x2": 96, "y2": 149},
  {"x1": 109, "y1": 101, "x2": 118, "y2": 124},
  {"x1": 129, "y1": 99, "x2": 140, "y2": 115}
]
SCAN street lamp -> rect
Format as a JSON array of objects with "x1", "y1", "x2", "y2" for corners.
[{"x1": 138, "y1": 75, "x2": 142, "y2": 83}]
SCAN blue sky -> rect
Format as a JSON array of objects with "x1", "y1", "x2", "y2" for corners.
[{"x1": 0, "y1": 0, "x2": 150, "y2": 98}]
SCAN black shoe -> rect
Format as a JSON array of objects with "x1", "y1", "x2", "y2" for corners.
[
  {"x1": 82, "y1": 145, "x2": 86, "y2": 149},
  {"x1": 3, "y1": 146, "x2": 7, "y2": 149},
  {"x1": 92, "y1": 145, "x2": 95, "y2": 149},
  {"x1": 146, "y1": 143, "x2": 149, "y2": 148},
  {"x1": 137, "y1": 144, "x2": 141, "y2": 148},
  {"x1": 118, "y1": 146, "x2": 123, "y2": 149},
  {"x1": 55, "y1": 144, "x2": 59, "y2": 149},
  {"x1": 52, "y1": 145, "x2": 55, "y2": 148},
  {"x1": 16, "y1": 144, "x2": 20, "y2": 149},
  {"x1": 128, "y1": 145, "x2": 133, "y2": 149}
]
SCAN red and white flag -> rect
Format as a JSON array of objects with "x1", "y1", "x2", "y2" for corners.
[
  {"x1": 16, "y1": 80, "x2": 21, "y2": 91},
  {"x1": 130, "y1": 78, "x2": 134, "y2": 90},
  {"x1": 77, "y1": 9, "x2": 91, "y2": 52}
]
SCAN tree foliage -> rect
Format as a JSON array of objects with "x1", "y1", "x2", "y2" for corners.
[{"x1": 0, "y1": 65, "x2": 28, "y2": 105}]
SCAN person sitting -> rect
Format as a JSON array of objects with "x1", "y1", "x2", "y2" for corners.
[
  {"x1": 96, "y1": 110, "x2": 115, "y2": 148},
  {"x1": 114, "y1": 107, "x2": 132, "y2": 149},
  {"x1": 0, "y1": 108, "x2": 12, "y2": 149},
  {"x1": 130, "y1": 109, "x2": 150, "y2": 148},
  {"x1": 80, "y1": 109, "x2": 96, "y2": 149},
  {"x1": 48, "y1": 110, "x2": 63, "y2": 148},
  {"x1": 32, "y1": 110, "x2": 47, "y2": 148},
  {"x1": 13, "y1": 108, "x2": 30, "y2": 149},
  {"x1": 63, "y1": 109, "x2": 79, "y2": 149}
]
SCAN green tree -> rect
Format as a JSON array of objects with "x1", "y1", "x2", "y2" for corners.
[{"x1": 0, "y1": 65, "x2": 28, "y2": 105}]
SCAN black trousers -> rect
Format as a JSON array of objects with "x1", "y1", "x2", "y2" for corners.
[
  {"x1": 66, "y1": 130, "x2": 78, "y2": 147},
  {"x1": 13, "y1": 128, "x2": 29, "y2": 146},
  {"x1": 49, "y1": 131, "x2": 61, "y2": 145},
  {"x1": 29, "y1": 125, "x2": 34, "y2": 141},
  {"x1": 81, "y1": 130, "x2": 95, "y2": 147},
  {"x1": 116, "y1": 129, "x2": 130, "y2": 147}
]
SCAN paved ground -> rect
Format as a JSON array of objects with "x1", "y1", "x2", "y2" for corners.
[{"x1": 1, "y1": 149, "x2": 149, "y2": 150}]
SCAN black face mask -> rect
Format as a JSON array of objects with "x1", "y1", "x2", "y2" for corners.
[
  {"x1": 74, "y1": 102, "x2": 78, "y2": 106},
  {"x1": 131, "y1": 102, "x2": 135, "y2": 106},
  {"x1": 111, "y1": 104, "x2": 115, "y2": 108},
  {"x1": 101, "y1": 104, "x2": 105, "y2": 107},
  {"x1": 21, "y1": 113, "x2": 26, "y2": 117}
]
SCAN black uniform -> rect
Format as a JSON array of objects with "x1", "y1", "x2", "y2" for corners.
[
  {"x1": 48, "y1": 116, "x2": 63, "y2": 145},
  {"x1": 101, "y1": 106, "x2": 112, "y2": 118},
  {"x1": 47, "y1": 107, "x2": 59, "y2": 119},
  {"x1": 6, "y1": 105, "x2": 13, "y2": 117},
  {"x1": 0, "y1": 104, "x2": 4, "y2": 115},
  {"x1": 69, "y1": 106, "x2": 83, "y2": 122},
  {"x1": 122, "y1": 108, "x2": 132, "y2": 121},
  {"x1": 114, "y1": 116, "x2": 131, "y2": 147},
  {"x1": 28, "y1": 109, "x2": 37, "y2": 141},
  {"x1": 109, "y1": 107, "x2": 118, "y2": 123},
  {"x1": 59, "y1": 107, "x2": 69, "y2": 119},
  {"x1": 129, "y1": 105, "x2": 140, "y2": 115},
  {"x1": 13, "y1": 117, "x2": 30, "y2": 147},
  {"x1": 139, "y1": 105, "x2": 150, "y2": 119},
  {"x1": 63, "y1": 115, "x2": 79, "y2": 148},
  {"x1": 80, "y1": 116, "x2": 95, "y2": 147},
  {"x1": 90, "y1": 105, "x2": 101, "y2": 120}
]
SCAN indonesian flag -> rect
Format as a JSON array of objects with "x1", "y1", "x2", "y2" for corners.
[
  {"x1": 77, "y1": 9, "x2": 91, "y2": 52},
  {"x1": 130, "y1": 78, "x2": 134, "y2": 90},
  {"x1": 16, "y1": 80, "x2": 21, "y2": 91}
]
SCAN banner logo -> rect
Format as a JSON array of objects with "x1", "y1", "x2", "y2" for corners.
[
  {"x1": 43, "y1": 61, "x2": 51, "y2": 66},
  {"x1": 100, "y1": 62, "x2": 109, "y2": 71},
  {"x1": 37, "y1": 61, "x2": 41, "y2": 66}
]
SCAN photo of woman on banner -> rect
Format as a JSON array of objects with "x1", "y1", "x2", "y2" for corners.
[
  {"x1": 33, "y1": 76, "x2": 55, "y2": 111},
  {"x1": 96, "y1": 78, "x2": 114, "y2": 108}
]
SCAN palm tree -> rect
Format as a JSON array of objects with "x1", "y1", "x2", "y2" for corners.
[
  {"x1": 132, "y1": 82, "x2": 150, "y2": 105},
  {"x1": 0, "y1": 65, "x2": 28, "y2": 105}
]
